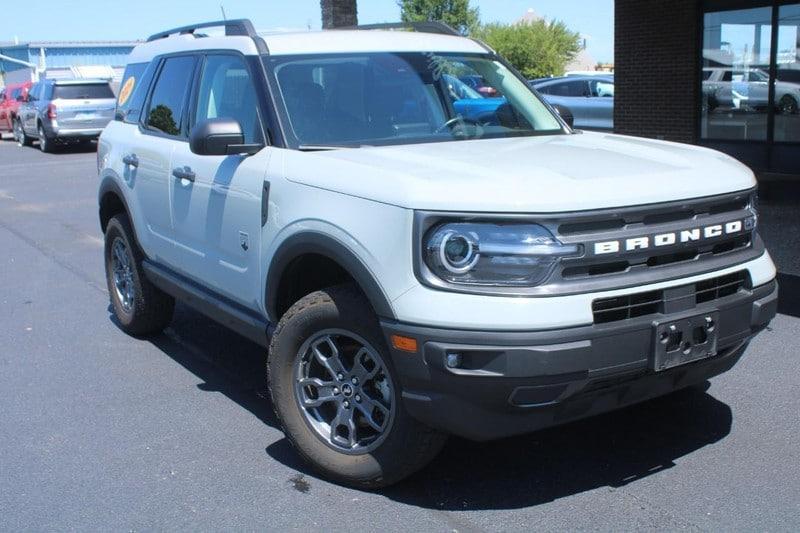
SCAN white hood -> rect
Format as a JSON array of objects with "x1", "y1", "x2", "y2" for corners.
[{"x1": 284, "y1": 132, "x2": 756, "y2": 213}]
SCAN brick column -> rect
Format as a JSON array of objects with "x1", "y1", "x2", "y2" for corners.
[{"x1": 615, "y1": 0, "x2": 700, "y2": 143}]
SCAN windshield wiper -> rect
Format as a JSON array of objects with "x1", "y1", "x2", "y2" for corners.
[{"x1": 298, "y1": 144, "x2": 361, "y2": 151}]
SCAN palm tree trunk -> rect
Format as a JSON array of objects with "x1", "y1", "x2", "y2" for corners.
[{"x1": 321, "y1": 0, "x2": 358, "y2": 29}]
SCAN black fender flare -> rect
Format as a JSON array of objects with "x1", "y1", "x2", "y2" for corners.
[
  {"x1": 97, "y1": 175, "x2": 141, "y2": 240},
  {"x1": 265, "y1": 232, "x2": 396, "y2": 322}
]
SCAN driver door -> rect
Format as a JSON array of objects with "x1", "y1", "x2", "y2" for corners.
[{"x1": 168, "y1": 53, "x2": 269, "y2": 310}]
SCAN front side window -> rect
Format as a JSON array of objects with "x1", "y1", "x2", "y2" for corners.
[
  {"x1": 266, "y1": 52, "x2": 563, "y2": 148},
  {"x1": 590, "y1": 79, "x2": 614, "y2": 97},
  {"x1": 146, "y1": 55, "x2": 197, "y2": 137},
  {"x1": 194, "y1": 54, "x2": 262, "y2": 144}
]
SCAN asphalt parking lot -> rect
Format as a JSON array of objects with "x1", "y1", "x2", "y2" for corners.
[{"x1": 1, "y1": 139, "x2": 799, "y2": 531}]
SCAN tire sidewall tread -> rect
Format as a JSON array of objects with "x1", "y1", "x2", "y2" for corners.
[{"x1": 267, "y1": 284, "x2": 446, "y2": 489}]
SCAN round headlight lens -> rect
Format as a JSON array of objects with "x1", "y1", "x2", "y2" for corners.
[{"x1": 440, "y1": 232, "x2": 480, "y2": 273}]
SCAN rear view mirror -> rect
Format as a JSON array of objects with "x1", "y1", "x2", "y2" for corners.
[{"x1": 189, "y1": 118, "x2": 262, "y2": 156}]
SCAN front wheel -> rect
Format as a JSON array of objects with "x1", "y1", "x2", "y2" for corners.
[{"x1": 268, "y1": 285, "x2": 447, "y2": 488}]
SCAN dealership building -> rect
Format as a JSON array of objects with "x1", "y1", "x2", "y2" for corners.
[
  {"x1": 616, "y1": 0, "x2": 800, "y2": 179},
  {"x1": 0, "y1": 41, "x2": 138, "y2": 88}
]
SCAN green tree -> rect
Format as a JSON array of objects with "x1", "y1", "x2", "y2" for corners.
[
  {"x1": 474, "y1": 20, "x2": 581, "y2": 79},
  {"x1": 321, "y1": 0, "x2": 358, "y2": 29},
  {"x1": 398, "y1": 0, "x2": 480, "y2": 34}
]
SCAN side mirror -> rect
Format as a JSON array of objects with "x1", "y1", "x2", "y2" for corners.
[
  {"x1": 189, "y1": 117, "x2": 261, "y2": 156},
  {"x1": 551, "y1": 104, "x2": 574, "y2": 129}
]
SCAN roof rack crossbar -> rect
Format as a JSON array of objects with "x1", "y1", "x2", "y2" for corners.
[
  {"x1": 147, "y1": 19, "x2": 258, "y2": 42},
  {"x1": 345, "y1": 21, "x2": 461, "y2": 37}
]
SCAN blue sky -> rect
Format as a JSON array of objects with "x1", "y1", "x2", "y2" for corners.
[{"x1": 8, "y1": 0, "x2": 615, "y2": 62}]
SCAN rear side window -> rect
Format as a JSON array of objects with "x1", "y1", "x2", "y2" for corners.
[
  {"x1": 116, "y1": 62, "x2": 148, "y2": 122},
  {"x1": 52, "y1": 83, "x2": 114, "y2": 100},
  {"x1": 145, "y1": 55, "x2": 197, "y2": 137},
  {"x1": 547, "y1": 80, "x2": 589, "y2": 97}
]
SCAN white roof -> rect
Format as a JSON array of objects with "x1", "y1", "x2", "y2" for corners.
[
  {"x1": 126, "y1": 29, "x2": 486, "y2": 63},
  {"x1": 263, "y1": 30, "x2": 485, "y2": 55}
]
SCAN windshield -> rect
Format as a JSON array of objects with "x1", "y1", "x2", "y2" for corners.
[{"x1": 265, "y1": 52, "x2": 564, "y2": 148}]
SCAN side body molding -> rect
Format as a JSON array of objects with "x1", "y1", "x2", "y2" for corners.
[{"x1": 265, "y1": 232, "x2": 396, "y2": 322}]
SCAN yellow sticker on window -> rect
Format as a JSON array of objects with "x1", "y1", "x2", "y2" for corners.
[{"x1": 118, "y1": 76, "x2": 135, "y2": 106}]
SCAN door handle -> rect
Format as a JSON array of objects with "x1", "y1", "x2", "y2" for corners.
[
  {"x1": 172, "y1": 166, "x2": 195, "y2": 182},
  {"x1": 122, "y1": 154, "x2": 139, "y2": 168}
]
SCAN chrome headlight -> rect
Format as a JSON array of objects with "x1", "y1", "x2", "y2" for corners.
[{"x1": 424, "y1": 222, "x2": 579, "y2": 287}]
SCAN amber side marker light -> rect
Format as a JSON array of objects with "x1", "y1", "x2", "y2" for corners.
[{"x1": 391, "y1": 335, "x2": 418, "y2": 353}]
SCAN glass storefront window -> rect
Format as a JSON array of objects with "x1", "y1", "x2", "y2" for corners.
[
  {"x1": 774, "y1": 4, "x2": 800, "y2": 142},
  {"x1": 702, "y1": 7, "x2": 773, "y2": 141}
]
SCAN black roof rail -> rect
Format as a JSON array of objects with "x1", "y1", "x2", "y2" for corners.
[
  {"x1": 147, "y1": 19, "x2": 258, "y2": 42},
  {"x1": 345, "y1": 21, "x2": 461, "y2": 37},
  {"x1": 146, "y1": 18, "x2": 269, "y2": 54}
]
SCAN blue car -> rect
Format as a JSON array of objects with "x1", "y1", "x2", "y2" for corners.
[{"x1": 443, "y1": 75, "x2": 506, "y2": 123}]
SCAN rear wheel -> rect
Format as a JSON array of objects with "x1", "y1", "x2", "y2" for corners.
[
  {"x1": 104, "y1": 213, "x2": 175, "y2": 335},
  {"x1": 14, "y1": 119, "x2": 31, "y2": 147},
  {"x1": 779, "y1": 94, "x2": 799, "y2": 115},
  {"x1": 268, "y1": 285, "x2": 447, "y2": 488},
  {"x1": 38, "y1": 124, "x2": 54, "y2": 153}
]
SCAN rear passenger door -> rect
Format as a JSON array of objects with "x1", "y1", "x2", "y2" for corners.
[
  {"x1": 132, "y1": 54, "x2": 199, "y2": 266},
  {"x1": 168, "y1": 53, "x2": 268, "y2": 310}
]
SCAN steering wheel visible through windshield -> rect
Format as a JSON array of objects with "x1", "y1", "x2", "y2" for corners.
[{"x1": 264, "y1": 52, "x2": 565, "y2": 149}]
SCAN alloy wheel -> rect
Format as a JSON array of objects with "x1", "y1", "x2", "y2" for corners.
[
  {"x1": 38, "y1": 126, "x2": 47, "y2": 152},
  {"x1": 110, "y1": 238, "x2": 135, "y2": 313},
  {"x1": 294, "y1": 330, "x2": 395, "y2": 454},
  {"x1": 780, "y1": 96, "x2": 798, "y2": 115}
]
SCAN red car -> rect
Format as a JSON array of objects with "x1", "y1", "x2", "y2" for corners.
[{"x1": 0, "y1": 81, "x2": 32, "y2": 135}]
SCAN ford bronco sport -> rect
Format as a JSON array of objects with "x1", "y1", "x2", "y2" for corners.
[{"x1": 98, "y1": 19, "x2": 778, "y2": 488}]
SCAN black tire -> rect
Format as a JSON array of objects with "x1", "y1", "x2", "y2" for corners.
[
  {"x1": 104, "y1": 213, "x2": 174, "y2": 335},
  {"x1": 268, "y1": 284, "x2": 447, "y2": 489},
  {"x1": 38, "y1": 124, "x2": 54, "y2": 153},
  {"x1": 778, "y1": 94, "x2": 798, "y2": 115},
  {"x1": 15, "y1": 119, "x2": 32, "y2": 147}
]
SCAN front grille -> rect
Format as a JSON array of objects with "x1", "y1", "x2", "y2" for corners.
[
  {"x1": 592, "y1": 271, "x2": 750, "y2": 324},
  {"x1": 556, "y1": 190, "x2": 757, "y2": 285}
]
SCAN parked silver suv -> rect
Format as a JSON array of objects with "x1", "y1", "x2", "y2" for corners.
[{"x1": 15, "y1": 78, "x2": 116, "y2": 152}]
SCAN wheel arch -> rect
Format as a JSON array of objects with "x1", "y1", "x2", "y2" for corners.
[
  {"x1": 265, "y1": 232, "x2": 396, "y2": 323},
  {"x1": 98, "y1": 175, "x2": 133, "y2": 235}
]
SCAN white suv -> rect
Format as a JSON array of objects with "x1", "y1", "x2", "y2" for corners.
[{"x1": 98, "y1": 19, "x2": 778, "y2": 488}]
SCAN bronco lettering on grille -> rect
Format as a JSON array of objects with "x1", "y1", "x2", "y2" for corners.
[{"x1": 591, "y1": 217, "x2": 754, "y2": 256}]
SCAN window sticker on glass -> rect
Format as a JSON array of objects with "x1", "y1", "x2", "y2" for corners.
[{"x1": 118, "y1": 77, "x2": 135, "y2": 107}]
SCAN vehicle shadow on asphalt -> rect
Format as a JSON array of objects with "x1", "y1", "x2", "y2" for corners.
[
  {"x1": 266, "y1": 382, "x2": 732, "y2": 508},
  {"x1": 110, "y1": 302, "x2": 279, "y2": 429},
  {"x1": 112, "y1": 303, "x2": 733, "y2": 509}
]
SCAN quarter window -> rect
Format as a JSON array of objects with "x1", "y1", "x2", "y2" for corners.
[
  {"x1": 146, "y1": 56, "x2": 197, "y2": 137},
  {"x1": 193, "y1": 54, "x2": 262, "y2": 144}
]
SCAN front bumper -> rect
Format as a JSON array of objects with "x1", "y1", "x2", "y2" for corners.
[{"x1": 381, "y1": 280, "x2": 778, "y2": 441}]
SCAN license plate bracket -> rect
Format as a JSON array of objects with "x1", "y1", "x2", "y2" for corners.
[{"x1": 652, "y1": 311, "x2": 719, "y2": 371}]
